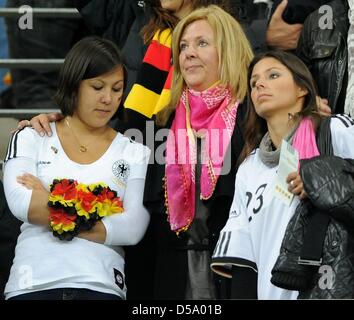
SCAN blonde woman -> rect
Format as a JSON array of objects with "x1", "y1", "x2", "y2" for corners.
[{"x1": 143, "y1": 5, "x2": 253, "y2": 299}]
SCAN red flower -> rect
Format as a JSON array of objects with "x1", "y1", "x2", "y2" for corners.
[
  {"x1": 97, "y1": 188, "x2": 115, "y2": 201},
  {"x1": 111, "y1": 197, "x2": 123, "y2": 209},
  {"x1": 77, "y1": 189, "x2": 97, "y2": 212},
  {"x1": 51, "y1": 179, "x2": 78, "y2": 200},
  {"x1": 49, "y1": 207, "x2": 77, "y2": 226}
]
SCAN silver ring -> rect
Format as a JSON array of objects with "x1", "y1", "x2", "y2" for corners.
[{"x1": 290, "y1": 180, "x2": 295, "y2": 187}]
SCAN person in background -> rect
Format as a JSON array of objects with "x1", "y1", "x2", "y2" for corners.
[
  {"x1": 143, "y1": 4, "x2": 253, "y2": 299},
  {"x1": 3, "y1": 36, "x2": 150, "y2": 300},
  {"x1": 266, "y1": 0, "x2": 331, "y2": 51},
  {"x1": 211, "y1": 50, "x2": 354, "y2": 299},
  {"x1": 296, "y1": 0, "x2": 351, "y2": 116},
  {"x1": 228, "y1": 0, "x2": 332, "y2": 115}
]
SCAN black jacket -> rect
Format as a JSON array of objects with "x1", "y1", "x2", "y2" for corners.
[
  {"x1": 296, "y1": 0, "x2": 349, "y2": 113},
  {"x1": 271, "y1": 155, "x2": 354, "y2": 299},
  {"x1": 271, "y1": 0, "x2": 330, "y2": 24}
]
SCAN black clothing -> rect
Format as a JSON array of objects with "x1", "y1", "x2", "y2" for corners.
[
  {"x1": 271, "y1": 117, "x2": 354, "y2": 299},
  {"x1": 231, "y1": 266, "x2": 258, "y2": 299},
  {"x1": 271, "y1": 156, "x2": 354, "y2": 298},
  {"x1": 271, "y1": 0, "x2": 330, "y2": 24},
  {"x1": 230, "y1": 0, "x2": 272, "y2": 54},
  {"x1": 296, "y1": 0, "x2": 349, "y2": 113},
  {"x1": 8, "y1": 288, "x2": 122, "y2": 300}
]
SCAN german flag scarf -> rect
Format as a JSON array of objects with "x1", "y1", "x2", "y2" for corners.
[{"x1": 124, "y1": 29, "x2": 173, "y2": 118}]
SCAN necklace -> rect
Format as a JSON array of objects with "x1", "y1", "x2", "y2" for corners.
[
  {"x1": 65, "y1": 118, "x2": 88, "y2": 152},
  {"x1": 65, "y1": 118, "x2": 107, "y2": 153}
]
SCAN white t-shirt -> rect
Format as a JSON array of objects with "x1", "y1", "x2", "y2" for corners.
[
  {"x1": 3, "y1": 122, "x2": 151, "y2": 299},
  {"x1": 211, "y1": 115, "x2": 354, "y2": 300}
]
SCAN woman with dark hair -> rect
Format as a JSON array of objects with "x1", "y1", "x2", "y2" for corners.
[
  {"x1": 211, "y1": 50, "x2": 354, "y2": 299},
  {"x1": 3, "y1": 37, "x2": 150, "y2": 300}
]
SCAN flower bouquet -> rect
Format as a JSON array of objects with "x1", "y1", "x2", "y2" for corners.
[{"x1": 48, "y1": 179, "x2": 123, "y2": 241}]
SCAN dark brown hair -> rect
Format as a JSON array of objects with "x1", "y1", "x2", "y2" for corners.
[
  {"x1": 141, "y1": 0, "x2": 230, "y2": 44},
  {"x1": 238, "y1": 50, "x2": 321, "y2": 164},
  {"x1": 54, "y1": 36, "x2": 126, "y2": 116}
]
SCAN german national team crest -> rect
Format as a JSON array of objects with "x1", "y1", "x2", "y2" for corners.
[{"x1": 112, "y1": 160, "x2": 130, "y2": 184}]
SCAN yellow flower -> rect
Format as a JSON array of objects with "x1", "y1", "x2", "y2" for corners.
[
  {"x1": 96, "y1": 200, "x2": 124, "y2": 217},
  {"x1": 48, "y1": 194, "x2": 76, "y2": 207},
  {"x1": 88, "y1": 182, "x2": 108, "y2": 192},
  {"x1": 75, "y1": 202, "x2": 91, "y2": 219},
  {"x1": 76, "y1": 183, "x2": 89, "y2": 192},
  {"x1": 50, "y1": 221, "x2": 76, "y2": 234}
]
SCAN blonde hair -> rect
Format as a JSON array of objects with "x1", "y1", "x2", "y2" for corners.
[{"x1": 157, "y1": 4, "x2": 254, "y2": 126}]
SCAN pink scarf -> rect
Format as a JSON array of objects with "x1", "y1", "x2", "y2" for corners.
[
  {"x1": 165, "y1": 85, "x2": 238, "y2": 233},
  {"x1": 292, "y1": 117, "x2": 320, "y2": 161}
]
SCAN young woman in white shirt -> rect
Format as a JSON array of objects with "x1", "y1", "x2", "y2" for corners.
[
  {"x1": 3, "y1": 36, "x2": 150, "y2": 300},
  {"x1": 211, "y1": 50, "x2": 354, "y2": 299}
]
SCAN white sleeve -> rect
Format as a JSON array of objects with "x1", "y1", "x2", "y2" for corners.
[
  {"x1": 3, "y1": 128, "x2": 39, "y2": 223},
  {"x1": 5, "y1": 128, "x2": 37, "y2": 162},
  {"x1": 102, "y1": 146, "x2": 150, "y2": 246},
  {"x1": 211, "y1": 165, "x2": 257, "y2": 278},
  {"x1": 330, "y1": 114, "x2": 354, "y2": 159},
  {"x1": 126, "y1": 143, "x2": 151, "y2": 180},
  {"x1": 102, "y1": 178, "x2": 150, "y2": 246}
]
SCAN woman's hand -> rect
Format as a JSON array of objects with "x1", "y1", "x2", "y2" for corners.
[
  {"x1": 16, "y1": 112, "x2": 63, "y2": 136},
  {"x1": 316, "y1": 96, "x2": 331, "y2": 116},
  {"x1": 286, "y1": 171, "x2": 307, "y2": 200},
  {"x1": 17, "y1": 173, "x2": 47, "y2": 192},
  {"x1": 16, "y1": 174, "x2": 50, "y2": 226}
]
